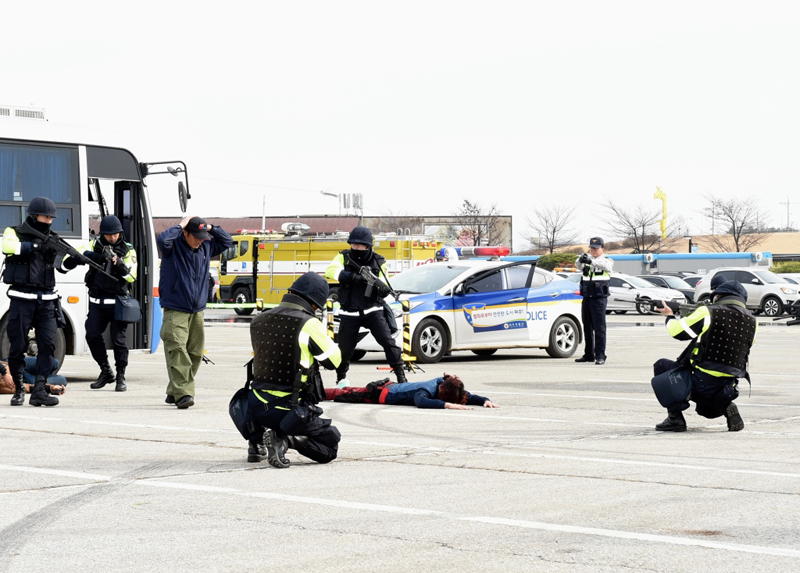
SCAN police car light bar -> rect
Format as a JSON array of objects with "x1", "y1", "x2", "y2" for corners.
[{"x1": 437, "y1": 246, "x2": 510, "y2": 259}]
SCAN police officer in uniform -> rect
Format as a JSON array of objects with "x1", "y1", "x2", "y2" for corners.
[
  {"x1": 325, "y1": 226, "x2": 405, "y2": 386},
  {"x1": 2, "y1": 197, "x2": 88, "y2": 407},
  {"x1": 71, "y1": 215, "x2": 137, "y2": 392},
  {"x1": 652, "y1": 280, "x2": 756, "y2": 432},
  {"x1": 246, "y1": 272, "x2": 343, "y2": 468},
  {"x1": 575, "y1": 237, "x2": 613, "y2": 365}
]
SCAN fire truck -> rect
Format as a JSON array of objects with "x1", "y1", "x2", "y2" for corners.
[{"x1": 218, "y1": 226, "x2": 443, "y2": 315}]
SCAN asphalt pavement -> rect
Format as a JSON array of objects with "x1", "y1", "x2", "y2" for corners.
[{"x1": 1, "y1": 310, "x2": 799, "y2": 572}]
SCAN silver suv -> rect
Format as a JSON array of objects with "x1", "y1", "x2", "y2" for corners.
[{"x1": 694, "y1": 267, "x2": 798, "y2": 316}]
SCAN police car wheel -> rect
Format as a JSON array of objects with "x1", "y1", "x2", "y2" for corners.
[
  {"x1": 412, "y1": 318, "x2": 448, "y2": 363},
  {"x1": 233, "y1": 287, "x2": 254, "y2": 316},
  {"x1": 545, "y1": 316, "x2": 579, "y2": 358},
  {"x1": 762, "y1": 296, "x2": 783, "y2": 317}
]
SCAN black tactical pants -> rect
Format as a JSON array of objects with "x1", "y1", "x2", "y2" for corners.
[
  {"x1": 654, "y1": 358, "x2": 739, "y2": 419},
  {"x1": 581, "y1": 295, "x2": 608, "y2": 361},
  {"x1": 336, "y1": 309, "x2": 402, "y2": 379},
  {"x1": 246, "y1": 391, "x2": 341, "y2": 463},
  {"x1": 7, "y1": 297, "x2": 57, "y2": 381},
  {"x1": 85, "y1": 303, "x2": 129, "y2": 369}
]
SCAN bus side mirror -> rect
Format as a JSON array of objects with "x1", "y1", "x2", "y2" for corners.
[{"x1": 178, "y1": 181, "x2": 188, "y2": 213}]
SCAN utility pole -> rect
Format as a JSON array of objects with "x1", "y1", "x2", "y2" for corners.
[{"x1": 779, "y1": 197, "x2": 791, "y2": 230}]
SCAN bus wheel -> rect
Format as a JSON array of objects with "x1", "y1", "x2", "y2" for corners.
[
  {"x1": 0, "y1": 316, "x2": 66, "y2": 374},
  {"x1": 233, "y1": 287, "x2": 254, "y2": 316}
]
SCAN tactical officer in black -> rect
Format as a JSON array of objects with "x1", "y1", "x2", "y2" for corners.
[
  {"x1": 651, "y1": 280, "x2": 756, "y2": 432},
  {"x1": 2, "y1": 197, "x2": 87, "y2": 407},
  {"x1": 64, "y1": 215, "x2": 137, "y2": 392},
  {"x1": 325, "y1": 226, "x2": 405, "y2": 386},
  {"x1": 246, "y1": 272, "x2": 343, "y2": 468}
]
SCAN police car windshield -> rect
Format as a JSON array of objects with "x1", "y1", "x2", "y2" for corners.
[
  {"x1": 753, "y1": 270, "x2": 788, "y2": 284},
  {"x1": 390, "y1": 264, "x2": 471, "y2": 293}
]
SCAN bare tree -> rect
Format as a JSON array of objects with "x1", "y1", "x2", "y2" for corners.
[
  {"x1": 524, "y1": 205, "x2": 579, "y2": 254},
  {"x1": 602, "y1": 199, "x2": 661, "y2": 253},
  {"x1": 703, "y1": 196, "x2": 770, "y2": 252},
  {"x1": 373, "y1": 210, "x2": 426, "y2": 235},
  {"x1": 452, "y1": 199, "x2": 504, "y2": 246}
]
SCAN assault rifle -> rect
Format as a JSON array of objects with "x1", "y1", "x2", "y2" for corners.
[
  {"x1": 20, "y1": 219, "x2": 117, "y2": 281},
  {"x1": 773, "y1": 300, "x2": 800, "y2": 326},
  {"x1": 614, "y1": 295, "x2": 704, "y2": 316},
  {"x1": 355, "y1": 264, "x2": 397, "y2": 299}
]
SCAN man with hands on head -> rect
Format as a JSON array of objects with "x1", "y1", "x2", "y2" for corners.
[{"x1": 157, "y1": 215, "x2": 232, "y2": 409}]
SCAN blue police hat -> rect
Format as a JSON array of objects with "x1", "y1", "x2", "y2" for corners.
[{"x1": 589, "y1": 237, "x2": 604, "y2": 249}]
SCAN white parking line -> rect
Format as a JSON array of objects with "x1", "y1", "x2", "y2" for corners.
[
  {"x1": 1, "y1": 463, "x2": 798, "y2": 558},
  {"x1": 472, "y1": 391, "x2": 800, "y2": 408}
]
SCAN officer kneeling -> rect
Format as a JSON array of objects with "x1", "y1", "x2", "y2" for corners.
[
  {"x1": 651, "y1": 280, "x2": 756, "y2": 432},
  {"x1": 245, "y1": 272, "x2": 342, "y2": 468}
]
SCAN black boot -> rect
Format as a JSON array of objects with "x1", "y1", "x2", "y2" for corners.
[
  {"x1": 247, "y1": 437, "x2": 266, "y2": 463},
  {"x1": 29, "y1": 378, "x2": 59, "y2": 407},
  {"x1": 265, "y1": 429, "x2": 290, "y2": 468},
  {"x1": 287, "y1": 435, "x2": 309, "y2": 456},
  {"x1": 393, "y1": 365, "x2": 407, "y2": 384},
  {"x1": 10, "y1": 374, "x2": 25, "y2": 406},
  {"x1": 91, "y1": 363, "x2": 115, "y2": 389},
  {"x1": 655, "y1": 411, "x2": 686, "y2": 432},
  {"x1": 115, "y1": 366, "x2": 127, "y2": 392},
  {"x1": 724, "y1": 403, "x2": 744, "y2": 432}
]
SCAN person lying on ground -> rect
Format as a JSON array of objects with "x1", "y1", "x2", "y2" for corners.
[
  {"x1": 0, "y1": 359, "x2": 67, "y2": 395},
  {"x1": 324, "y1": 373, "x2": 499, "y2": 410}
]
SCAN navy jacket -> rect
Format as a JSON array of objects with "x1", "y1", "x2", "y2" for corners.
[
  {"x1": 385, "y1": 376, "x2": 490, "y2": 409},
  {"x1": 157, "y1": 225, "x2": 232, "y2": 313}
]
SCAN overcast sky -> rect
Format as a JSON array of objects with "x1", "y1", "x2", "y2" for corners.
[{"x1": 3, "y1": 1, "x2": 799, "y2": 250}]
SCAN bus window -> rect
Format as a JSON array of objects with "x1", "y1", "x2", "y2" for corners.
[{"x1": 0, "y1": 142, "x2": 81, "y2": 236}]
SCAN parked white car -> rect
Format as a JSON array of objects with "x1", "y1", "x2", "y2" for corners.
[
  {"x1": 694, "y1": 267, "x2": 798, "y2": 316},
  {"x1": 606, "y1": 273, "x2": 687, "y2": 314}
]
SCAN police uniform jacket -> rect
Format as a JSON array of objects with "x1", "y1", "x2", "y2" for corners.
[
  {"x1": 325, "y1": 250, "x2": 389, "y2": 311},
  {"x1": 575, "y1": 253, "x2": 613, "y2": 298},
  {"x1": 250, "y1": 293, "x2": 342, "y2": 410},
  {"x1": 2, "y1": 223, "x2": 59, "y2": 296},
  {"x1": 665, "y1": 296, "x2": 757, "y2": 380},
  {"x1": 157, "y1": 224, "x2": 233, "y2": 313}
]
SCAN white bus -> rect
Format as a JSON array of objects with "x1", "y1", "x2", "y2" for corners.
[{"x1": 0, "y1": 108, "x2": 188, "y2": 369}]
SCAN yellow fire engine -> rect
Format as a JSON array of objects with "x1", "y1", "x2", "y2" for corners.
[{"x1": 218, "y1": 228, "x2": 443, "y2": 315}]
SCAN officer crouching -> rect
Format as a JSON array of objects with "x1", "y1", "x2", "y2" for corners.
[
  {"x1": 651, "y1": 280, "x2": 756, "y2": 432},
  {"x1": 2, "y1": 197, "x2": 88, "y2": 407},
  {"x1": 246, "y1": 272, "x2": 342, "y2": 468}
]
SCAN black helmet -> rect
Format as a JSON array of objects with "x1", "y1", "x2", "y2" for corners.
[
  {"x1": 710, "y1": 273, "x2": 727, "y2": 292},
  {"x1": 288, "y1": 272, "x2": 330, "y2": 309},
  {"x1": 99, "y1": 215, "x2": 124, "y2": 235},
  {"x1": 714, "y1": 280, "x2": 747, "y2": 301},
  {"x1": 347, "y1": 226, "x2": 373, "y2": 247},
  {"x1": 27, "y1": 197, "x2": 57, "y2": 218}
]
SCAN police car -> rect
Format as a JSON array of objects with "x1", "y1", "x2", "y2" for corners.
[{"x1": 352, "y1": 257, "x2": 583, "y2": 363}]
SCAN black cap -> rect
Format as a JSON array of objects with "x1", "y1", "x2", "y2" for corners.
[
  {"x1": 589, "y1": 237, "x2": 604, "y2": 249},
  {"x1": 288, "y1": 272, "x2": 330, "y2": 309},
  {"x1": 185, "y1": 217, "x2": 212, "y2": 240},
  {"x1": 348, "y1": 226, "x2": 374, "y2": 246},
  {"x1": 714, "y1": 280, "x2": 747, "y2": 301},
  {"x1": 27, "y1": 196, "x2": 58, "y2": 218}
]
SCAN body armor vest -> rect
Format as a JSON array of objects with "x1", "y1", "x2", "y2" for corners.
[
  {"x1": 2, "y1": 226, "x2": 57, "y2": 290},
  {"x1": 85, "y1": 238, "x2": 130, "y2": 295},
  {"x1": 250, "y1": 304, "x2": 312, "y2": 391},
  {"x1": 338, "y1": 250, "x2": 386, "y2": 311},
  {"x1": 695, "y1": 305, "x2": 756, "y2": 378}
]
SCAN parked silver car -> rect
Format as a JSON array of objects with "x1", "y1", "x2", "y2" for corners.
[
  {"x1": 606, "y1": 273, "x2": 687, "y2": 314},
  {"x1": 694, "y1": 267, "x2": 798, "y2": 316}
]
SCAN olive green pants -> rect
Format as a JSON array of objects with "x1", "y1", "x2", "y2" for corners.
[{"x1": 161, "y1": 309, "x2": 205, "y2": 400}]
